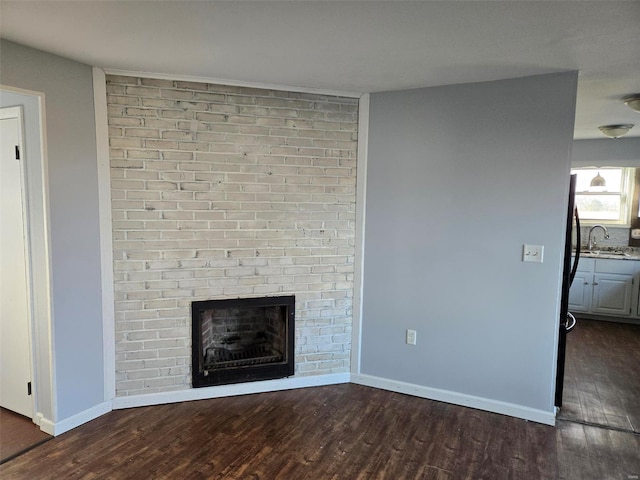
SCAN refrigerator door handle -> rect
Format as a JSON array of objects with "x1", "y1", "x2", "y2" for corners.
[
  {"x1": 566, "y1": 312, "x2": 577, "y2": 332},
  {"x1": 569, "y1": 207, "x2": 581, "y2": 286}
]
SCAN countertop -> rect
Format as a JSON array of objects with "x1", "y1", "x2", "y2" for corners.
[{"x1": 575, "y1": 247, "x2": 640, "y2": 261}]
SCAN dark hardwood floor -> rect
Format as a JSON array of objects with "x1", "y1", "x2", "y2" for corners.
[
  {"x1": 1, "y1": 383, "x2": 639, "y2": 479},
  {"x1": 2, "y1": 318, "x2": 638, "y2": 478},
  {"x1": 0, "y1": 408, "x2": 51, "y2": 464},
  {"x1": 558, "y1": 318, "x2": 640, "y2": 433}
]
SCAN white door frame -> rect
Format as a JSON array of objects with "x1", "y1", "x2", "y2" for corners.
[
  {"x1": 0, "y1": 105, "x2": 34, "y2": 418},
  {"x1": 0, "y1": 85, "x2": 56, "y2": 432}
]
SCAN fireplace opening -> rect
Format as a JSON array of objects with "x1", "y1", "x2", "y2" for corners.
[{"x1": 191, "y1": 296, "x2": 295, "y2": 388}]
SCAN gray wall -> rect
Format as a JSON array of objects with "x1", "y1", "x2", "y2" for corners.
[
  {"x1": 0, "y1": 40, "x2": 105, "y2": 420},
  {"x1": 572, "y1": 137, "x2": 640, "y2": 167},
  {"x1": 361, "y1": 72, "x2": 578, "y2": 413}
]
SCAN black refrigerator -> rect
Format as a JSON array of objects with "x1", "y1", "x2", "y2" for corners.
[{"x1": 555, "y1": 173, "x2": 581, "y2": 407}]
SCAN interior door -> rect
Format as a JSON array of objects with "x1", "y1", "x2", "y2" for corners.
[{"x1": 0, "y1": 106, "x2": 34, "y2": 418}]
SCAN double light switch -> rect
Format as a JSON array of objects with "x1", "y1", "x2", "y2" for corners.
[{"x1": 523, "y1": 244, "x2": 544, "y2": 263}]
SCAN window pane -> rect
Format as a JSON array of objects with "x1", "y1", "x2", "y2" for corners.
[
  {"x1": 575, "y1": 194, "x2": 621, "y2": 220},
  {"x1": 571, "y1": 168, "x2": 623, "y2": 192}
]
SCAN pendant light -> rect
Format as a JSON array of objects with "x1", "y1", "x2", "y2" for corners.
[{"x1": 590, "y1": 171, "x2": 606, "y2": 190}]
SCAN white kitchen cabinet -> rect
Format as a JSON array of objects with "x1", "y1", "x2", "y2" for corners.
[
  {"x1": 568, "y1": 270, "x2": 592, "y2": 313},
  {"x1": 568, "y1": 257, "x2": 639, "y2": 318},
  {"x1": 591, "y1": 273, "x2": 634, "y2": 316}
]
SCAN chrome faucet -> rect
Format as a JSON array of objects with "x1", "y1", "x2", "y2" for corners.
[{"x1": 587, "y1": 224, "x2": 609, "y2": 250}]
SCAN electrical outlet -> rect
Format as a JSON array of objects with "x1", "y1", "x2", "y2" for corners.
[
  {"x1": 523, "y1": 244, "x2": 544, "y2": 263},
  {"x1": 406, "y1": 329, "x2": 417, "y2": 345}
]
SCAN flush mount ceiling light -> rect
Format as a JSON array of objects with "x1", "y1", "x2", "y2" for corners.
[
  {"x1": 622, "y1": 94, "x2": 640, "y2": 113},
  {"x1": 598, "y1": 124, "x2": 635, "y2": 138}
]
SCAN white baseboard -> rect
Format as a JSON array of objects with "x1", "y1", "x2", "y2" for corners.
[
  {"x1": 112, "y1": 373, "x2": 351, "y2": 410},
  {"x1": 39, "y1": 401, "x2": 113, "y2": 436},
  {"x1": 351, "y1": 373, "x2": 556, "y2": 426},
  {"x1": 36, "y1": 373, "x2": 554, "y2": 435}
]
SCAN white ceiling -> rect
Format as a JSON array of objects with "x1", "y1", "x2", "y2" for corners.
[{"x1": 1, "y1": 1, "x2": 639, "y2": 139}]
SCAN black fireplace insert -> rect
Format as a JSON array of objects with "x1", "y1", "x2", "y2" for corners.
[{"x1": 191, "y1": 295, "x2": 295, "y2": 388}]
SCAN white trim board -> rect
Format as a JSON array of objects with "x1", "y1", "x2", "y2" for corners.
[
  {"x1": 103, "y1": 69, "x2": 362, "y2": 99},
  {"x1": 92, "y1": 67, "x2": 116, "y2": 403},
  {"x1": 351, "y1": 373, "x2": 556, "y2": 426},
  {"x1": 42, "y1": 373, "x2": 557, "y2": 432},
  {"x1": 112, "y1": 373, "x2": 350, "y2": 410},
  {"x1": 39, "y1": 401, "x2": 112, "y2": 437},
  {"x1": 350, "y1": 93, "x2": 369, "y2": 375},
  {"x1": 112, "y1": 372, "x2": 555, "y2": 426}
]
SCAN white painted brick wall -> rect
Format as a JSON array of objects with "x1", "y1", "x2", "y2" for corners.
[{"x1": 107, "y1": 75, "x2": 358, "y2": 396}]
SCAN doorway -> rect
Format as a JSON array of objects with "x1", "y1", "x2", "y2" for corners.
[
  {"x1": 0, "y1": 87, "x2": 54, "y2": 438},
  {"x1": 0, "y1": 104, "x2": 53, "y2": 463},
  {"x1": 0, "y1": 106, "x2": 33, "y2": 420}
]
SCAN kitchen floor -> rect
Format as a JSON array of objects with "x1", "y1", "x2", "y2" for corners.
[{"x1": 558, "y1": 318, "x2": 640, "y2": 433}]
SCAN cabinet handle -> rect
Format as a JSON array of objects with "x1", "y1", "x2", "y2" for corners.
[
  {"x1": 584, "y1": 282, "x2": 589, "y2": 285},
  {"x1": 593, "y1": 282, "x2": 599, "y2": 286}
]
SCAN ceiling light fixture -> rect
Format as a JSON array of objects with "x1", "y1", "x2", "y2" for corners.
[
  {"x1": 590, "y1": 171, "x2": 606, "y2": 189},
  {"x1": 622, "y1": 94, "x2": 640, "y2": 113},
  {"x1": 598, "y1": 124, "x2": 634, "y2": 138}
]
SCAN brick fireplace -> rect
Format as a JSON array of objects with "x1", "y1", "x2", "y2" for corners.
[{"x1": 107, "y1": 75, "x2": 358, "y2": 396}]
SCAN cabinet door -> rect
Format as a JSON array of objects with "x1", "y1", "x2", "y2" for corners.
[
  {"x1": 568, "y1": 272, "x2": 592, "y2": 313},
  {"x1": 591, "y1": 273, "x2": 634, "y2": 316}
]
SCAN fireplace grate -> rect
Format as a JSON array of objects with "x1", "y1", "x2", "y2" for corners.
[{"x1": 204, "y1": 343, "x2": 283, "y2": 370}]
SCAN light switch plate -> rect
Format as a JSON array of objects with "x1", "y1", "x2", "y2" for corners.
[
  {"x1": 632, "y1": 229, "x2": 640, "y2": 239},
  {"x1": 523, "y1": 244, "x2": 544, "y2": 263}
]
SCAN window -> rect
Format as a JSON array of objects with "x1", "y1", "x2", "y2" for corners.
[{"x1": 571, "y1": 167, "x2": 635, "y2": 225}]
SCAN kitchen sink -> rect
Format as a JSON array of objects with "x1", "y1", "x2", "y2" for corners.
[{"x1": 582, "y1": 250, "x2": 629, "y2": 257}]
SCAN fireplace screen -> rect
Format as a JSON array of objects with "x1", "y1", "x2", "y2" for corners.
[{"x1": 191, "y1": 296, "x2": 295, "y2": 388}]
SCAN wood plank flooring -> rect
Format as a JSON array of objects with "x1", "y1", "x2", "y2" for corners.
[
  {"x1": 558, "y1": 318, "x2": 640, "y2": 432},
  {"x1": 2, "y1": 318, "x2": 639, "y2": 478},
  {"x1": 1, "y1": 384, "x2": 639, "y2": 480},
  {"x1": 0, "y1": 408, "x2": 51, "y2": 464}
]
